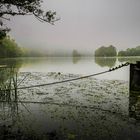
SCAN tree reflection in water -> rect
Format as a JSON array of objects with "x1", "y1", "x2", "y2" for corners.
[
  {"x1": 72, "y1": 57, "x2": 81, "y2": 64},
  {"x1": 94, "y1": 57, "x2": 117, "y2": 68},
  {"x1": 118, "y1": 57, "x2": 140, "y2": 64},
  {"x1": 1, "y1": 58, "x2": 140, "y2": 139},
  {"x1": 0, "y1": 66, "x2": 43, "y2": 140},
  {"x1": 0, "y1": 60, "x2": 29, "y2": 140}
]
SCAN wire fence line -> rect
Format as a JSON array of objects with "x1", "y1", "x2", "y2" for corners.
[
  {"x1": 0, "y1": 62, "x2": 130, "y2": 92},
  {"x1": 0, "y1": 62, "x2": 130, "y2": 117}
]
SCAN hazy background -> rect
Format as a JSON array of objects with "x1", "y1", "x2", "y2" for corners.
[{"x1": 7, "y1": 0, "x2": 140, "y2": 55}]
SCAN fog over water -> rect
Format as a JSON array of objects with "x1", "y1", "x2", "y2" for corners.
[
  {"x1": 1, "y1": 1, "x2": 140, "y2": 138},
  {"x1": 7, "y1": 0, "x2": 140, "y2": 54}
]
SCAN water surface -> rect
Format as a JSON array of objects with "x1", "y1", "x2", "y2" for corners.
[
  {"x1": 1, "y1": 56, "x2": 139, "y2": 80},
  {"x1": 0, "y1": 57, "x2": 140, "y2": 140}
]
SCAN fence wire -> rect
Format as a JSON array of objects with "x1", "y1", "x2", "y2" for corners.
[{"x1": 0, "y1": 62, "x2": 130, "y2": 91}]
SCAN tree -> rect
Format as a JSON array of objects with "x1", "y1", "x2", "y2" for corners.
[
  {"x1": 95, "y1": 45, "x2": 117, "y2": 57},
  {"x1": 118, "y1": 46, "x2": 140, "y2": 56},
  {"x1": 72, "y1": 49, "x2": 81, "y2": 57},
  {"x1": 0, "y1": 0, "x2": 59, "y2": 39},
  {"x1": 118, "y1": 51, "x2": 126, "y2": 56},
  {"x1": 0, "y1": 36, "x2": 23, "y2": 58}
]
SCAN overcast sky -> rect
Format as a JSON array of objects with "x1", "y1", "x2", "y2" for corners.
[{"x1": 7, "y1": 0, "x2": 140, "y2": 52}]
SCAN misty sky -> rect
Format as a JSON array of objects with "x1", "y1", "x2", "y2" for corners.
[{"x1": 7, "y1": 0, "x2": 140, "y2": 52}]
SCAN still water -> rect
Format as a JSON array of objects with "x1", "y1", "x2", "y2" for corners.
[
  {"x1": 1, "y1": 56, "x2": 139, "y2": 80},
  {"x1": 0, "y1": 57, "x2": 140, "y2": 140}
]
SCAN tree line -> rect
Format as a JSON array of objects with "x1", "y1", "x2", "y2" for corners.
[
  {"x1": 0, "y1": 36, "x2": 49, "y2": 58},
  {"x1": 95, "y1": 45, "x2": 140, "y2": 57},
  {"x1": 0, "y1": 36, "x2": 22, "y2": 58},
  {"x1": 118, "y1": 46, "x2": 140, "y2": 56}
]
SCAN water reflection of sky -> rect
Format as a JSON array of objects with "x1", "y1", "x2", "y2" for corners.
[
  {"x1": 0, "y1": 58, "x2": 140, "y2": 139},
  {"x1": 0, "y1": 57, "x2": 140, "y2": 81},
  {"x1": 19, "y1": 57, "x2": 131, "y2": 81}
]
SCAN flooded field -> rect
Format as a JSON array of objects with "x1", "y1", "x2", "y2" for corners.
[{"x1": 0, "y1": 57, "x2": 140, "y2": 139}]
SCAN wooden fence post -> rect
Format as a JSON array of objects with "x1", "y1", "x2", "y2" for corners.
[
  {"x1": 130, "y1": 61, "x2": 140, "y2": 93},
  {"x1": 129, "y1": 61, "x2": 140, "y2": 120}
]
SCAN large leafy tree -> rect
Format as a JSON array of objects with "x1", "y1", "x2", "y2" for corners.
[
  {"x1": 0, "y1": 0, "x2": 59, "y2": 39},
  {"x1": 95, "y1": 45, "x2": 117, "y2": 57}
]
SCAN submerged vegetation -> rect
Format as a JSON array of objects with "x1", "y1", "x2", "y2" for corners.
[
  {"x1": 0, "y1": 71, "x2": 139, "y2": 140},
  {"x1": 0, "y1": 55, "x2": 139, "y2": 139}
]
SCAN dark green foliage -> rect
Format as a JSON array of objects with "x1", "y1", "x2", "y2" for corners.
[
  {"x1": 0, "y1": 36, "x2": 22, "y2": 58},
  {"x1": 95, "y1": 45, "x2": 117, "y2": 57},
  {"x1": 118, "y1": 51, "x2": 126, "y2": 56},
  {"x1": 0, "y1": 30, "x2": 6, "y2": 39},
  {"x1": 118, "y1": 46, "x2": 140, "y2": 56}
]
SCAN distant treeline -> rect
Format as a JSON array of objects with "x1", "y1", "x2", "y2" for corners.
[
  {"x1": 95, "y1": 45, "x2": 140, "y2": 57},
  {"x1": 0, "y1": 36, "x2": 48, "y2": 58},
  {"x1": 1, "y1": 36, "x2": 140, "y2": 58},
  {"x1": 0, "y1": 36, "x2": 83, "y2": 58},
  {"x1": 118, "y1": 46, "x2": 140, "y2": 56},
  {"x1": 22, "y1": 48, "x2": 48, "y2": 57}
]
